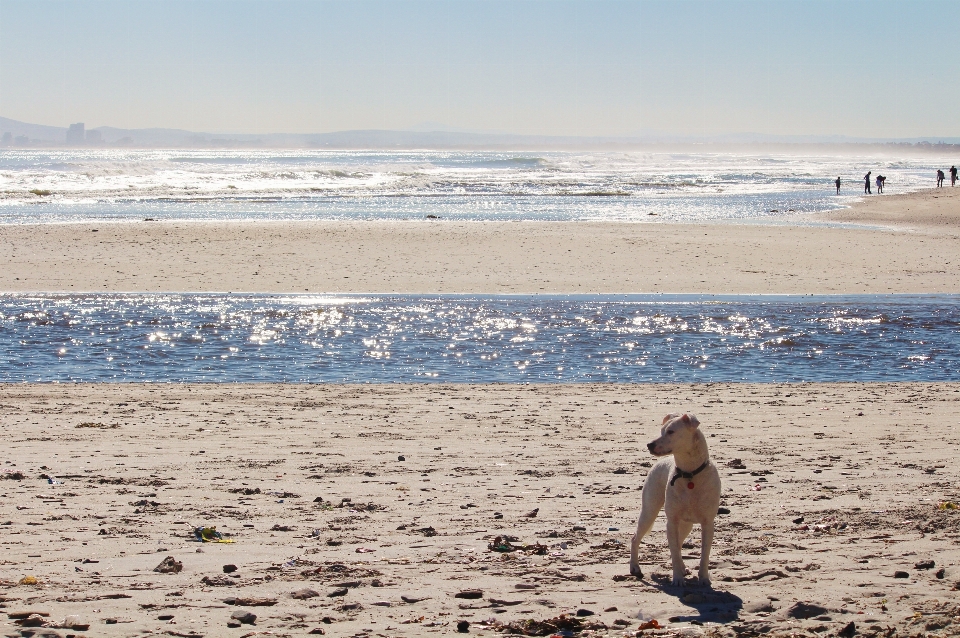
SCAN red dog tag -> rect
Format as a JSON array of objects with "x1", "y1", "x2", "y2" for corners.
[{"x1": 687, "y1": 482, "x2": 695, "y2": 489}]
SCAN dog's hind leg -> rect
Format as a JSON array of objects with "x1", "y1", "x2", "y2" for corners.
[
  {"x1": 667, "y1": 518, "x2": 694, "y2": 586},
  {"x1": 629, "y1": 502, "x2": 660, "y2": 577},
  {"x1": 698, "y1": 519, "x2": 714, "y2": 587},
  {"x1": 629, "y1": 462, "x2": 670, "y2": 577}
]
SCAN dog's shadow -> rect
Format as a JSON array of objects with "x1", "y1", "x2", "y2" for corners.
[{"x1": 646, "y1": 573, "x2": 743, "y2": 623}]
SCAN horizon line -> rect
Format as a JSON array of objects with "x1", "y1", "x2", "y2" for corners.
[{"x1": 2, "y1": 115, "x2": 960, "y2": 150}]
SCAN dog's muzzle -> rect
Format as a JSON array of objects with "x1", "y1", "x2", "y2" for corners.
[{"x1": 646, "y1": 442, "x2": 657, "y2": 454}]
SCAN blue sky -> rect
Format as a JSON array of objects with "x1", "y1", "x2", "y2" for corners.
[{"x1": 0, "y1": 0, "x2": 956, "y2": 137}]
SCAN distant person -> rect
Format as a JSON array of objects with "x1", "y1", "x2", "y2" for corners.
[
  {"x1": 951, "y1": 165, "x2": 958, "y2": 187},
  {"x1": 880, "y1": 175, "x2": 886, "y2": 192},
  {"x1": 835, "y1": 176, "x2": 841, "y2": 194},
  {"x1": 875, "y1": 175, "x2": 883, "y2": 193},
  {"x1": 937, "y1": 169, "x2": 945, "y2": 187},
  {"x1": 864, "y1": 171, "x2": 872, "y2": 194}
]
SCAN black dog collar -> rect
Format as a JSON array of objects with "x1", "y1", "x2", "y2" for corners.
[{"x1": 670, "y1": 461, "x2": 709, "y2": 487}]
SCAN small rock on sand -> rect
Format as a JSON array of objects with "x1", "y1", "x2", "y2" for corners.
[
  {"x1": 291, "y1": 588, "x2": 320, "y2": 599},
  {"x1": 6, "y1": 611, "x2": 51, "y2": 619},
  {"x1": 785, "y1": 602, "x2": 828, "y2": 619},
  {"x1": 745, "y1": 601, "x2": 777, "y2": 613},
  {"x1": 223, "y1": 596, "x2": 277, "y2": 606},
  {"x1": 16, "y1": 614, "x2": 47, "y2": 627},
  {"x1": 153, "y1": 556, "x2": 183, "y2": 574},
  {"x1": 229, "y1": 610, "x2": 257, "y2": 625}
]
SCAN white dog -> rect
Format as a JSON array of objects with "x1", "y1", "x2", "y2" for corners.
[{"x1": 629, "y1": 413, "x2": 721, "y2": 587}]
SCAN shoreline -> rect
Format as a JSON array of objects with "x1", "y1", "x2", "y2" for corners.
[
  {"x1": 1, "y1": 382, "x2": 958, "y2": 637},
  {"x1": 1, "y1": 187, "x2": 959, "y2": 295},
  {"x1": 817, "y1": 184, "x2": 960, "y2": 231}
]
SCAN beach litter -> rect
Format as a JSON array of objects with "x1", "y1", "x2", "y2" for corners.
[
  {"x1": 194, "y1": 526, "x2": 234, "y2": 543},
  {"x1": 478, "y1": 613, "x2": 604, "y2": 636},
  {"x1": 487, "y1": 535, "x2": 548, "y2": 555}
]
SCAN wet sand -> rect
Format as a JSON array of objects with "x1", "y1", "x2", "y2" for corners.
[
  {"x1": 819, "y1": 185, "x2": 960, "y2": 233},
  {"x1": 1, "y1": 383, "x2": 959, "y2": 637},
  {"x1": 1, "y1": 187, "x2": 960, "y2": 294}
]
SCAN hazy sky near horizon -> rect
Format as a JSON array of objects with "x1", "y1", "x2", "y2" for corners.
[{"x1": 0, "y1": 0, "x2": 957, "y2": 138}]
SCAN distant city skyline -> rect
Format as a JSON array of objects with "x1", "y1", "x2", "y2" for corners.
[{"x1": 1, "y1": 0, "x2": 958, "y2": 139}]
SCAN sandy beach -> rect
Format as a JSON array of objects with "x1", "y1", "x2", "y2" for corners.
[
  {"x1": 3, "y1": 188, "x2": 960, "y2": 637},
  {"x1": 2, "y1": 188, "x2": 960, "y2": 295},
  {"x1": 0, "y1": 383, "x2": 958, "y2": 637}
]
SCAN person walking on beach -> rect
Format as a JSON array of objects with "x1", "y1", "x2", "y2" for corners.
[
  {"x1": 875, "y1": 175, "x2": 883, "y2": 194},
  {"x1": 937, "y1": 169, "x2": 945, "y2": 188},
  {"x1": 864, "y1": 171, "x2": 872, "y2": 194},
  {"x1": 835, "y1": 177, "x2": 841, "y2": 194},
  {"x1": 951, "y1": 166, "x2": 958, "y2": 187}
]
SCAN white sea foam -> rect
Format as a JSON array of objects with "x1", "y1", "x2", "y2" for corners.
[{"x1": 0, "y1": 149, "x2": 948, "y2": 223}]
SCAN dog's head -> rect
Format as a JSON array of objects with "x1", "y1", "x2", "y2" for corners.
[{"x1": 647, "y1": 413, "x2": 700, "y2": 457}]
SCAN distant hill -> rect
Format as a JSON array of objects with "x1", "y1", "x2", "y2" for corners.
[
  {"x1": 0, "y1": 117, "x2": 70, "y2": 143},
  {"x1": 2, "y1": 115, "x2": 959, "y2": 150}
]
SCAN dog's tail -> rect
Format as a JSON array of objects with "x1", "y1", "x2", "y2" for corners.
[{"x1": 635, "y1": 459, "x2": 672, "y2": 542}]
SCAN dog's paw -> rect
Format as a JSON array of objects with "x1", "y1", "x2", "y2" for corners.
[
  {"x1": 629, "y1": 563, "x2": 643, "y2": 578},
  {"x1": 671, "y1": 575, "x2": 686, "y2": 587},
  {"x1": 697, "y1": 575, "x2": 712, "y2": 588}
]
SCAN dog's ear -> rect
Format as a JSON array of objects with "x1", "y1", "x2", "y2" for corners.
[
  {"x1": 662, "y1": 413, "x2": 680, "y2": 425},
  {"x1": 681, "y1": 413, "x2": 700, "y2": 427}
]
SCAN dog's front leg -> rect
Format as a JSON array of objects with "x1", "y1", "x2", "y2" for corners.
[
  {"x1": 698, "y1": 519, "x2": 714, "y2": 587},
  {"x1": 666, "y1": 517, "x2": 689, "y2": 586}
]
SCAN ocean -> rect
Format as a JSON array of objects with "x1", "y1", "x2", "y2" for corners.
[
  {"x1": 0, "y1": 149, "x2": 947, "y2": 224},
  {"x1": 2, "y1": 294, "x2": 958, "y2": 383},
  {"x1": 4, "y1": 151, "x2": 956, "y2": 384}
]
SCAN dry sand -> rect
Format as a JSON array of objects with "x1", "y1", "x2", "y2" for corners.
[
  {"x1": 1, "y1": 383, "x2": 959, "y2": 637},
  {"x1": 2, "y1": 187, "x2": 960, "y2": 295}
]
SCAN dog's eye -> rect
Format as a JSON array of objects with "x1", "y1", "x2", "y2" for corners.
[{"x1": 666, "y1": 430, "x2": 674, "y2": 435}]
